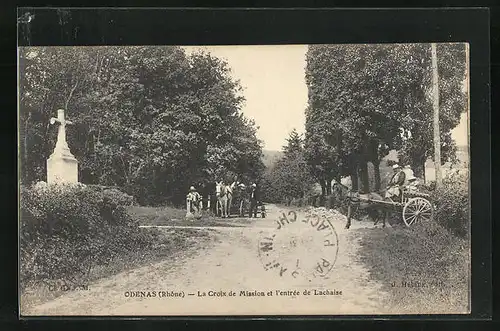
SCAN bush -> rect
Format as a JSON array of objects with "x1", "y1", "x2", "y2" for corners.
[
  {"x1": 85, "y1": 184, "x2": 136, "y2": 206},
  {"x1": 19, "y1": 183, "x2": 156, "y2": 287},
  {"x1": 431, "y1": 171, "x2": 469, "y2": 237},
  {"x1": 421, "y1": 181, "x2": 437, "y2": 193}
]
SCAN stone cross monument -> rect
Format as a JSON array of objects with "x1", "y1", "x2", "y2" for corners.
[{"x1": 47, "y1": 109, "x2": 79, "y2": 184}]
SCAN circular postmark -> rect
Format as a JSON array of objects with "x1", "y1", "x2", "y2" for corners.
[{"x1": 257, "y1": 209, "x2": 339, "y2": 282}]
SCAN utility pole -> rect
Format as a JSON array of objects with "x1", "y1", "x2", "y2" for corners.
[{"x1": 431, "y1": 43, "x2": 442, "y2": 188}]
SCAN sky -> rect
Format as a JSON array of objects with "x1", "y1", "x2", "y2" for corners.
[
  {"x1": 183, "y1": 45, "x2": 308, "y2": 151},
  {"x1": 182, "y1": 45, "x2": 469, "y2": 151}
]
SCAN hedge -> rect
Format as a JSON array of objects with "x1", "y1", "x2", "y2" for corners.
[
  {"x1": 19, "y1": 182, "x2": 158, "y2": 287},
  {"x1": 431, "y1": 171, "x2": 469, "y2": 237}
]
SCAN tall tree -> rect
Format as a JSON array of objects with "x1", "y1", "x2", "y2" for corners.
[
  {"x1": 282, "y1": 128, "x2": 303, "y2": 155},
  {"x1": 303, "y1": 105, "x2": 344, "y2": 195},
  {"x1": 261, "y1": 130, "x2": 314, "y2": 202},
  {"x1": 304, "y1": 43, "x2": 466, "y2": 192},
  {"x1": 19, "y1": 46, "x2": 264, "y2": 206},
  {"x1": 396, "y1": 43, "x2": 466, "y2": 179}
]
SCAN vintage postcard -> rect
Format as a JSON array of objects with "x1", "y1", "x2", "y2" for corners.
[{"x1": 19, "y1": 43, "x2": 470, "y2": 316}]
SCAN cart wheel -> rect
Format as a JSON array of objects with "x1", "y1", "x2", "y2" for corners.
[{"x1": 402, "y1": 197, "x2": 433, "y2": 227}]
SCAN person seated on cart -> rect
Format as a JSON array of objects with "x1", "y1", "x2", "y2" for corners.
[
  {"x1": 249, "y1": 183, "x2": 260, "y2": 218},
  {"x1": 406, "y1": 175, "x2": 419, "y2": 193},
  {"x1": 186, "y1": 186, "x2": 202, "y2": 215},
  {"x1": 385, "y1": 164, "x2": 406, "y2": 201}
]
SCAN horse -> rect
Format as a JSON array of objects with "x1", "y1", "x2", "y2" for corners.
[
  {"x1": 197, "y1": 182, "x2": 215, "y2": 215},
  {"x1": 332, "y1": 182, "x2": 390, "y2": 229},
  {"x1": 215, "y1": 181, "x2": 233, "y2": 218},
  {"x1": 226, "y1": 181, "x2": 237, "y2": 215}
]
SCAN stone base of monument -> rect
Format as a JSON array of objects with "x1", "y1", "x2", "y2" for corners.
[{"x1": 47, "y1": 152, "x2": 79, "y2": 185}]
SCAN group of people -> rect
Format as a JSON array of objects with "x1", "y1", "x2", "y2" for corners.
[
  {"x1": 186, "y1": 164, "x2": 419, "y2": 216},
  {"x1": 385, "y1": 163, "x2": 420, "y2": 201},
  {"x1": 186, "y1": 180, "x2": 261, "y2": 218}
]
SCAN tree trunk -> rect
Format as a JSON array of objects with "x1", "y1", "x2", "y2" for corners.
[
  {"x1": 350, "y1": 172, "x2": 358, "y2": 192},
  {"x1": 359, "y1": 161, "x2": 369, "y2": 194},
  {"x1": 65, "y1": 80, "x2": 79, "y2": 109},
  {"x1": 412, "y1": 157, "x2": 425, "y2": 180},
  {"x1": 320, "y1": 179, "x2": 326, "y2": 196},
  {"x1": 421, "y1": 158, "x2": 426, "y2": 183},
  {"x1": 373, "y1": 160, "x2": 381, "y2": 192},
  {"x1": 326, "y1": 177, "x2": 332, "y2": 195},
  {"x1": 431, "y1": 43, "x2": 442, "y2": 188}
]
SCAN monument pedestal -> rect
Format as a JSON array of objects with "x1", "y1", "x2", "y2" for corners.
[{"x1": 47, "y1": 149, "x2": 79, "y2": 185}]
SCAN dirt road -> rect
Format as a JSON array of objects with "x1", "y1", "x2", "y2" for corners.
[{"x1": 24, "y1": 204, "x2": 389, "y2": 316}]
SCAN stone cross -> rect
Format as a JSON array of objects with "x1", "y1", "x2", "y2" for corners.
[
  {"x1": 50, "y1": 109, "x2": 73, "y2": 154},
  {"x1": 47, "y1": 108, "x2": 79, "y2": 184}
]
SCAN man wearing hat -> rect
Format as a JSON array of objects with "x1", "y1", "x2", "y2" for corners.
[
  {"x1": 386, "y1": 164, "x2": 406, "y2": 200},
  {"x1": 186, "y1": 185, "x2": 202, "y2": 216},
  {"x1": 249, "y1": 183, "x2": 259, "y2": 218}
]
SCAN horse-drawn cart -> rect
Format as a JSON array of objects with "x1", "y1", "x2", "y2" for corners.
[
  {"x1": 230, "y1": 193, "x2": 266, "y2": 218},
  {"x1": 345, "y1": 187, "x2": 434, "y2": 228},
  {"x1": 242, "y1": 200, "x2": 266, "y2": 218}
]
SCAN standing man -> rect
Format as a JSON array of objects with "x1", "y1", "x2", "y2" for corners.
[
  {"x1": 249, "y1": 183, "x2": 259, "y2": 218},
  {"x1": 385, "y1": 164, "x2": 406, "y2": 201},
  {"x1": 186, "y1": 186, "x2": 202, "y2": 218}
]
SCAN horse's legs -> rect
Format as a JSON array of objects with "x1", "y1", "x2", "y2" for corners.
[
  {"x1": 227, "y1": 197, "x2": 232, "y2": 218},
  {"x1": 371, "y1": 209, "x2": 379, "y2": 226},
  {"x1": 345, "y1": 204, "x2": 352, "y2": 229},
  {"x1": 381, "y1": 207, "x2": 387, "y2": 228},
  {"x1": 219, "y1": 199, "x2": 226, "y2": 218},
  {"x1": 219, "y1": 200, "x2": 224, "y2": 217},
  {"x1": 371, "y1": 209, "x2": 382, "y2": 227}
]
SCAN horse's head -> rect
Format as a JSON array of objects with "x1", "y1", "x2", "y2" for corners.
[
  {"x1": 346, "y1": 190, "x2": 360, "y2": 203},
  {"x1": 333, "y1": 182, "x2": 350, "y2": 198}
]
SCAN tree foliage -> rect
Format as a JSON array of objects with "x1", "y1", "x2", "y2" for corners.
[
  {"x1": 261, "y1": 129, "x2": 315, "y2": 202},
  {"x1": 19, "y1": 46, "x2": 264, "y2": 205},
  {"x1": 304, "y1": 43, "x2": 466, "y2": 193}
]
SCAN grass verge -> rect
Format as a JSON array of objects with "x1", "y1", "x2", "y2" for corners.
[
  {"x1": 127, "y1": 205, "x2": 257, "y2": 227},
  {"x1": 357, "y1": 221, "x2": 470, "y2": 314},
  {"x1": 21, "y1": 212, "x2": 217, "y2": 311}
]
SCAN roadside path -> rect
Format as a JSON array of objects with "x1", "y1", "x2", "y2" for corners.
[{"x1": 25, "y1": 204, "x2": 389, "y2": 316}]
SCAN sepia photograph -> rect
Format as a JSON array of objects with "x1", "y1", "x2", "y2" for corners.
[{"x1": 18, "y1": 43, "x2": 470, "y2": 316}]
